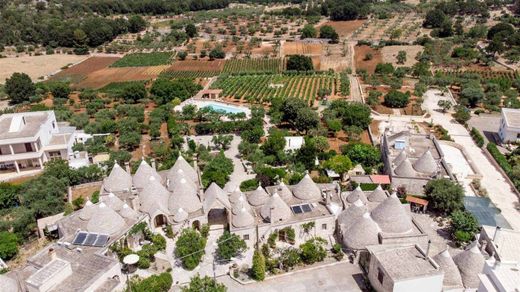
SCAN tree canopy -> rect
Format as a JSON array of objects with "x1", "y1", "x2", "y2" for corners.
[
  {"x1": 424, "y1": 179, "x2": 465, "y2": 214},
  {"x1": 175, "y1": 228, "x2": 207, "y2": 270},
  {"x1": 286, "y1": 55, "x2": 314, "y2": 71},
  {"x1": 5, "y1": 73, "x2": 35, "y2": 105},
  {"x1": 182, "y1": 275, "x2": 227, "y2": 292},
  {"x1": 216, "y1": 231, "x2": 247, "y2": 260}
]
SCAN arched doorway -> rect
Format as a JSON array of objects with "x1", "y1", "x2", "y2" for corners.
[
  {"x1": 192, "y1": 220, "x2": 200, "y2": 230},
  {"x1": 154, "y1": 214, "x2": 167, "y2": 228},
  {"x1": 207, "y1": 208, "x2": 227, "y2": 228}
]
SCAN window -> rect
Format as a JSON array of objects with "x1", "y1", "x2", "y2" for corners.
[
  {"x1": 52, "y1": 121, "x2": 56, "y2": 129},
  {"x1": 322, "y1": 224, "x2": 327, "y2": 230},
  {"x1": 377, "y1": 268, "x2": 384, "y2": 284},
  {"x1": 24, "y1": 143, "x2": 33, "y2": 152},
  {"x1": 243, "y1": 234, "x2": 249, "y2": 240}
]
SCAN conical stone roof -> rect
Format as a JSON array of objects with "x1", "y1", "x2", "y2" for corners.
[
  {"x1": 394, "y1": 158, "x2": 417, "y2": 177},
  {"x1": 87, "y1": 203, "x2": 126, "y2": 235},
  {"x1": 103, "y1": 163, "x2": 133, "y2": 193},
  {"x1": 393, "y1": 150, "x2": 407, "y2": 166},
  {"x1": 79, "y1": 200, "x2": 95, "y2": 221},
  {"x1": 168, "y1": 178, "x2": 202, "y2": 213},
  {"x1": 346, "y1": 186, "x2": 368, "y2": 204},
  {"x1": 139, "y1": 176, "x2": 170, "y2": 216},
  {"x1": 229, "y1": 187, "x2": 244, "y2": 204},
  {"x1": 273, "y1": 182, "x2": 293, "y2": 201},
  {"x1": 101, "y1": 193, "x2": 124, "y2": 211},
  {"x1": 342, "y1": 212, "x2": 380, "y2": 250},
  {"x1": 168, "y1": 156, "x2": 198, "y2": 183},
  {"x1": 260, "y1": 193, "x2": 292, "y2": 223},
  {"x1": 433, "y1": 249, "x2": 463, "y2": 289},
  {"x1": 453, "y1": 243, "x2": 485, "y2": 289},
  {"x1": 232, "y1": 207, "x2": 255, "y2": 228},
  {"x1": 120, "y1": 203, "x2": 139, "y2": 220},
  {"x1": 292, "y1": 174, "x2": 321, "y2": 201},
  {"x1": 248, "y1": 186, "x2": 270, "y2": 206},
  {"x1": 338, "y1": 199, "x2": 367, "y2": 232},
  {"x1": 367, "y1": 185, "x2": 387, "y2": 202},
  {"x1": 172, "y1": 208, "x2": 189, "y2": 223},
  {"x1": 204, "y1": 182, "x2": 230, "y2": 210},
  {"x1": 133, "y1": 160, "x2": 161, "y2": 189},
  {"x1": 167, "y1": 170, "x2": 198, "y2": 192},
  {"x1": 413, "y1": 150, "x2": 437, "y2": 174},
  {"x1": 232, "y1": 194, "x2": 252, "y2": 215},
  {"x1": 370, "y1": 194, "x2": 413, "y2": 234}
]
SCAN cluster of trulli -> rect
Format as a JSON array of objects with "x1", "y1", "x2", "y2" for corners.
[
  {"x1": 393, "y1": 149, "x2": 438, "y2": 177},
  {"x1": 432, "y1": 243, "x2": 485, "y2": 290},
  {"x1": 227, "y1": 174, "x2": 330, "y2": 229},
  {"x1": 101, "y1": 156, "x2": 207, "y2": 229},
  {"x1": 338, "y1": 186, "x2": 415, "y2": 250}
]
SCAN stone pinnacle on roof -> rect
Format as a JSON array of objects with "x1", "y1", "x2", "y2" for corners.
[
  {"x1": 86, "y1": 202, "x2": 126, "y2": 235},
  {"x1": 394, "y1": 158, "x2": 417, "y2": 177},
  {"x1": 103, "y1": 163, "x2": 133, "y2": 193},
  {"x1": 232, "y1": 207, "x2": 255, "y2": 228},
  {"x1": 292, "y1": 174, "x2": 321, "y2": 201},
  {"x1": 367, "y1": 185, "x2": 388, "y2": 202},
  {"x1": 453, "y1": 242, "x2": 485, "y2": 289},
  {"x1": 260, "y1": 193, "x2": 292, "y2": 223},
  {"x1": 413, "y1": 150, "x2": 437, "y2": 174},
  {"x1": 342, "y1": 212, "x2": 380, "y2": 250},
  {"x1": 273, "y1": 182, "x2": 293, "y2": 201},
  {"x1": 433, "y1": 249, "x2": 463, "y2": 289},
  {"x1": 232, "y1": 194, "x2": 252, "y2": 215},
  {"x1": 79, "y1": 200, "x2": 95, "y2": 221},
  {"x1": 133, "y1": 160, "x2": 161, "y2": 189},
  {"x1": 346, "y1": 186, "x2": 368, "y2": 204},
  {"x1": 370, "y1": 194, "x2": 413, "y2": 234},
  {"x1": 247, "y1": 186, "x2": 270, "y2": 206}
]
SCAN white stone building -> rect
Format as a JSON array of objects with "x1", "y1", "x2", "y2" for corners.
[
  {"x1": 498, "y1": 108, "x2": 520, "y2": 143},
  {"x1": 0, "y1": 111, "x2": 89, "y2": 179}
]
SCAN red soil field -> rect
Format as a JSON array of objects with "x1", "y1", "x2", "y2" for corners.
[
  {"x1": 50, "y1": 56, "x2": 121, "y2": 83},
  {"x1": 165, "y1": 60, "x2": 226, "y2": 72},
  {"x1": 318, "y1": 20, "x2": 366, "y2": 37},
  {"x1": 354, "y1": 45, "x2": 382, "y2": 74},
  {"x1": 76, "y1": 65, "x2": 169, "y2": 89}
]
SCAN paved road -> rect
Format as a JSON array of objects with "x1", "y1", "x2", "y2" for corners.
[
  {"x1": 423, "y1": 90, "x2": 520, "y2": 230},
  {"x1": 216, "y1": 261, "x2": 365, "y2": 292}
]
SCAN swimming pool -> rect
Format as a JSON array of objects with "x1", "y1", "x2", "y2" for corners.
[{"x1": 203, "y1": 102, "x2": 246, "y2": 114}]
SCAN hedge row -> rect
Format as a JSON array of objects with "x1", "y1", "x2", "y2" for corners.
[
  {"x1": 470, "y1": 127, "x2": 484, "y2": 148},
  {"x1": 486, "y1": 143, "x2": 513, "y2": 174}
]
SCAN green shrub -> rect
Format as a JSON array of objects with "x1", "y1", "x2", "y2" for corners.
[
  {"x1": 252, "y1": 250, "x2": 266, "y2": 281},
  {"x1": 299, "y1": 237, "x2": 327, "y2": 265},
  {"x1": 131, "y1": 272, "x2": 172, "y2": 292},
  {"x1": 137, "y1": 257, "x2": 151, "y2": 269},
  {"x1": 240, "y1": 179, "x2": 259, "y2": 192},
  {"x1": 487, "y1": 143, "x2": 512, "y2": 174},
  {"x1": 470, "y1": 128, "x2": 484, "y2": 147},
  {"x1": 384, "y1": 90, "x2": 410, "y2": 108},
  {"x1": 454, "y1": 230, "x2": 473, "y2": 246}
]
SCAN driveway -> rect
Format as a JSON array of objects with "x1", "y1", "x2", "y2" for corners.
[
  {"x1": 215, "y1": 261, "x2": 365, "y2": 292},
  {"x1": 468, "y1": 113, "x2": 501, "y2": 144},
  {"x1": 423, "y1": 89, "x2": 520, "y2": 230}
]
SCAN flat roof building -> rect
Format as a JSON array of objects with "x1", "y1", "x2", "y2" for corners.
[{"x1": 498, "y1": 108, "x2": 520, "y2": 143}]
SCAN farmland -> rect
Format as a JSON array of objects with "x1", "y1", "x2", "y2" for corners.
[
  {"x1": 211, "y1": 73, "x2": 337, "y2": 105},
  {"x1": 76, "y1": 65, "x2": 169, "y2": 89},
  {"x1": 222, "y1": 58, "x2": 284, "y2": 74},
  {"x1": 282, "y1": 42, "x2": 323, "y2": 56},
  {"x1": 436, "y1": 70, "x2": 520, "y2": 81},
  {"x1": 110, "y1": 52, "x2": 174, "y2": 67},
  {"x1": 351, "y1": 12, "x2": 423, "y2": 43},
  {"x1": 50, "y1": 56, "x2": 121, "y2": 84}
]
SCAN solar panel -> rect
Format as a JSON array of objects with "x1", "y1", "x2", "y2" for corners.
[
  {"x1": 85, "y1": 233, "x2": 98, "y2": 246},
  {"x1": 301, "y1": 204, "x2": 312, "y2": 213},
  {"x1": 72, "y1": 232, "x2": 88, "y2": 245},
  {"x1": 291, "y1": 206, "x2": 303, "y2": 214},
  {"x1": 93, "y1": 235, "x2": 109, "y2": 247}
]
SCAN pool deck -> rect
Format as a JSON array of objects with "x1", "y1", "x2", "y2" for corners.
[{"x1": 174, "y1": 98, "x2": 251, "y2": 117}]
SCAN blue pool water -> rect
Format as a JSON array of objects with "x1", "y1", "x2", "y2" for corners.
[{"x1": 203, "y1": 103, "x2": 245, "y2": 114}]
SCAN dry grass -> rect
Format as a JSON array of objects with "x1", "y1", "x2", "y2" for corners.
[
  {"x1": 0, "y1": 54, "x2": 87, "y2": 83},
  {"x1": 318, "y1": 20, "x2": 366, "y2": 37},
  {"x1": 282, "y1": 42, "x2": 323, "y2": 56},
  {"x1": 381, "y1": 45, "x2": 423, "y2": 67}
]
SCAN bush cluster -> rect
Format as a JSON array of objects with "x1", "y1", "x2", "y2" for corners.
[{"x1": 470, "y1": 128, "x2": 484, "y2": 147}]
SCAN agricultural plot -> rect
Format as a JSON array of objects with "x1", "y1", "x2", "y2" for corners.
[
  {"x1": 50, "y1": 56, "x2": 120, "y2": 84},
  {"x1": 381, "y1": 45, "x2": 423, "y2": 67},
  {"x1": 223, "y1": 58, "x2": 284, "y2": 74},
  {"x1": 98, "y1": 81, "x2": 146, "y2": 95},
  {"x1": 160, "y1": 60, "x2": 225, "y2": 79},
  {"x1": 436, "y1": 70, "x2": 519, "y2": 81},
  {"x1": 351, "y1": 13, "x2": 423, "y2": 43},
  {"x1": 110, "y1": 52, "x2": 174, "y2": 67},
  {"x1": 211, "y1": 73, "x2": 337, "y2": 105},
  {"x1": 76, "y1": 65, "x2": 169, "y2": 89},
  {"x1": 282, "y1": 42, "x2": 323, "y2": 56}
]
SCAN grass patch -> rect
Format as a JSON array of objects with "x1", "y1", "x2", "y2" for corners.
[{"x1": 111, "y1": 52, "x2": 173, "y2": 67}]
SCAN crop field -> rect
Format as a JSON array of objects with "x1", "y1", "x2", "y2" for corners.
[
  {"x1": 223, "y1": 58, "x2": 284, "y2": 74},
  {"x1": 50, "y1": 56, "x2": 120, "y2": 84},
  {"x1": 110, "y1": 52, "x2": 174, "y2": 67},
  {"x1": 211, "y1": 73, "x2": 337, "y2": 105},
  {"x1": 98, "y1": 81, "x2": 146, "y2": 95},
  {"x1": 76, "y1": 65, "x2": 169, "y2": 89},
  {"x1": 351, "y1": 12, "x2": 423, "y2": 43},
  {"x1": 159, "y1": 71, "x2": 220, "y2": 79},
  {"x1": 317, "y1": 20, "x2": 366, "y2": 37},
  {"x1": 159, "y1": 60, "x2": 225, "y2": 78},
  {"x1": 436, "y1": 70, "x2": 520, "y2": 81},
  {"x1": 282, "y1": 42, "x2": 323, "y2": 56}
]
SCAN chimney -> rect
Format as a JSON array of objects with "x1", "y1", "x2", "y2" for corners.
[
  {"x1": 48, "y1": 248, "x2": 56, "y2": 260},
  {"x1": 493, "y1": 226, "x2": 501, "y2": 242},
  {"x1": 125, "y1": 162, "x2": 131, "y2": 173},
  {"x1": 325, "y1": 191, "x2": 330, "y2": 205},
  {"x1": 151, "y1": 158, "x2": 156, "y2": 170},
  {"x1": 424, "y1": 240, "x2": 431, "y2": 259}
]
